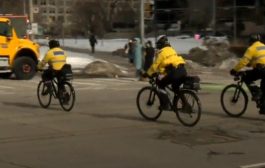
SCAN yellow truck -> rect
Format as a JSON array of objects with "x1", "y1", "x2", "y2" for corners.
[{"x1": 0, "y1": 17, "x2": 39, "y2": 79}]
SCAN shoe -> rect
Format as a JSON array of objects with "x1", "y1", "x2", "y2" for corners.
[{"x1": 61, "y1": 92, "x2": 70, "y2": 105}]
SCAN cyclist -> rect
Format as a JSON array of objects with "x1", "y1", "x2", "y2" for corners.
[
  {"x1": 143, "y1": 35, "x2": 187, "y2": 110},
  {"x1": 37, "y1": 39, "x2": 67, "y2": 95},
  {"x1": 230, "y1": 34, "x2": 265, "y2": 114}
]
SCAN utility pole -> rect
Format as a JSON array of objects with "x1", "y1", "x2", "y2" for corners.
[
  {"x1": 233, "y1": 0, "x2": 237, "y2": 42},
  {"x1": 212, "y1": 0, "x2": 216, "y2": 35},
  {"x1": 140, "y1": 0, "x2": 145, "y2": 46},
  {"x1": 23, "y1": 0, "x2": 26, "y2": 15},
  {"x1": 29, "y1": 0, "x2": 34, "y2": 40}
]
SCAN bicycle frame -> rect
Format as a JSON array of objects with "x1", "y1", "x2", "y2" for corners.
[
  {"x1": 148, "y1": 76, "x2": 176, "y2": 109},
  {"x1": 232, "y1": 76, "x2": 245, "y2": 102}
]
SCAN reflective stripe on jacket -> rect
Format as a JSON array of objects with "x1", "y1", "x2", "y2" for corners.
[
  {"x1": 147, "y1": 46, "x2": 185, "y2": 76},
  {"x1": 38, "y1": 47, "x2": 67, "y2": 70},
  {"x1": 234, "y1": 41, "x2": 265, "y2": 71}
]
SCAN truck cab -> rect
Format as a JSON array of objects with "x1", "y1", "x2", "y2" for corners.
[{"x1": 0, "y1": 17, "x2": 40, "y2": 79}]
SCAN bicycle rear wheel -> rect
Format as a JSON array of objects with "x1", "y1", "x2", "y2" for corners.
[
  {"x1": 174, "y1": 90, "x2": 201, "y2": 127},
  {"x1": 220, "y1": 84, "x2": 248, "y2": 117},
  {"x1": 136, "y1": 86, "x2": 162, "y2": 121},
  {"x1": 58, "y1": 81, "x2": 75, "y2": 111},
  {"x1": 37, "y1": 81, "x2": 52, "y2": 108}
]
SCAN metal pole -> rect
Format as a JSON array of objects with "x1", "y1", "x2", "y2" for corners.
[
  {"x1": 233, "y1": 0, "x2": 237, "y2": 42},
  {"x1": 29, "y1": 0, "x2": 34, "y2": 40},
  {"x1": 23, "y1": 0, "x2": 26, "y2": 15},
  {"x1": 212, "y1": 0, "x2": 216, "y2": 35},
  {"x1": 140, "y1": 0, "x2": 145, "y2": 46}
]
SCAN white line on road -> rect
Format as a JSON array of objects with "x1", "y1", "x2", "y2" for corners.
[
  {"x1": 240, "y1": 162, "x2": 265, "y2": 168},
  {"x1": 0, "y1": 85, "x2": 13, "y2": 89}
]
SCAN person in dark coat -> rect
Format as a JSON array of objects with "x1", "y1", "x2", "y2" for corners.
[
  {"x1": 89, "y1": 34, "x2": 97, "y2": 53},
  {"x1": 143, "y1": 40, "x2": 155, "y2": 71},
  {"x1": 124, "y1": 39, "x2": 135, "y2": 63}
]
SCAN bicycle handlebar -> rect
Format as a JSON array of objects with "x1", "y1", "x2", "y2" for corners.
[{"x1": 232, "y1": 71, "x2": 246, "y2": 81}]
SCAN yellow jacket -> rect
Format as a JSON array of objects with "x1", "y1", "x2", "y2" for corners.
[
  {"x1": 38, "y1": 47, "x2": 67, "y2": 71},
  {"x1": 147, "y1": 46, "x2": 185, "y2": 76},
  {"x1": 234, "y1": 41, "x2": 265, "y2": 71}
]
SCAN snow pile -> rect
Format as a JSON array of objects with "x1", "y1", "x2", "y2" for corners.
[
  {"x1": 187, "y1": 38, "x2": 236, "y2": 67},
  {"x1": 81, "y1": 61, "x2": 126, "y2": 78}
]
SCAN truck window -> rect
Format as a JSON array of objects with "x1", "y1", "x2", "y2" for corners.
[{"x1": 0, "y1": 22, "x2": 12, "y2": 37}]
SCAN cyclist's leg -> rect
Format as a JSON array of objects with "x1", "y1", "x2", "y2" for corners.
[
  {"x1": 171, "y1": 65, "x2": 187, "y2": 93},
  {"x1": 42, "y1": 68, "x2": 53, "y2": 95},
  {"x1": 55, "y1": 70, "x2": 70, "y2": 104},
  {"x1": 157, "y1": 75, "x2": 171, "y2": 110},
  {"x1": 242, "y1": 69, "x2": 261, "y2": 99},
  {"x1": 258, "y1": 68, "x2": 265, "y2": 114}
]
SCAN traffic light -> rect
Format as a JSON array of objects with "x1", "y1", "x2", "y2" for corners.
[
  {"x1": 154, "y1": 0, "x2": 178, "y2": 24},
  {"x1": 144, "y1": 1, "x2": 154, "y2": 19}
]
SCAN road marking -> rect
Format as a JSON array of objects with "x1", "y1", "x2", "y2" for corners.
[
  {"x1": 0, "y1": 85, "x2": 13, "y2": 89},
  {"x1": 240, "y1": 162, "x2": 265, "y2": 168}
]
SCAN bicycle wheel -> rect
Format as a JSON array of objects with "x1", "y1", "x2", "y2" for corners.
[
  {"x1": 37, "y1": 81, "x2": 52, "y2": 108},
  {"x1": 136, "y1": 86, "x2": 162, "y2": 121},
  {"x1": 174, "y1": 90, "x2": 201, "y2": 127},
  {"x1": 58, "y1": 81, "x2": 75, "y2": 111},
  {"x1": 220, "y1": 84, "x2": 248, "y2": 117}
]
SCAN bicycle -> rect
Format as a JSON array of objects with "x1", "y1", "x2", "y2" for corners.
[
  {"x1": 136, "y1": 75, "x2": 202, "y2": 127},
  {"x1": 37, "y1": 70, "x2": 76, "y2": 112},
  {"x1": 220, "y1": 71, "x2": 262, "y2": 117}
]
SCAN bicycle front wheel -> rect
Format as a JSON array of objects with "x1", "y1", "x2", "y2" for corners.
[
  {"x1": 220, "y1": 84, "x2": 248, "y2": 117},
  {"x1": 174, "y1": 90, "x2": 201, "y2": 127},
  {"x1": 37, "y1": 81, "x2": 52, "y2": 108},
  {"x1": 136, "y1": 86, "x2": 162, "y2": 121},
  {"x1": 59, "y1": 81, "x2": 75, "y2": 112}
]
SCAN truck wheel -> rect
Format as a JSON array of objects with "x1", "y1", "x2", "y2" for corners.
[{"x1": 13, "y1": 57, "x2": 36, "y2": 80}]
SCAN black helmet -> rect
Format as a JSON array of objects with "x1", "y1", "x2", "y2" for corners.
[
  {"x1": 249, "y1": 34, "x2": 261, "y2": 44},
  {"x1": 48, "y1": 39, "x2": 60, "y2": 49},
  {"x1": 156, "y1": 35, "x2": 170, "y2": 49}
]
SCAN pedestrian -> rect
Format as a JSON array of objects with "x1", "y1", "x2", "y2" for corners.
[
  {"x1": 143, "y1": 40, "x2": 155, "y2": 71},
  {"x1": 124, "y1": 39, "x2": 135, "y2": 64},
  {"x1": 133, "y1": 38, "x2": 143, "y2": 79},
  {"x1": 89, "y1": 33, "x2": 97, "y2": 53}
]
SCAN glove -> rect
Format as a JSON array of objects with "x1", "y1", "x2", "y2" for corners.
[
  {"x1": 230, "y1": 69, "x2": 237, "y2": 76},
  {"x1": 142, "y1": 72, "x2": 149, "y2": 78}
]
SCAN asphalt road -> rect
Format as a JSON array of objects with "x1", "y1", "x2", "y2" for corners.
[{"x1": 0, "y1": 76, "x2": 264, "y2": 168}]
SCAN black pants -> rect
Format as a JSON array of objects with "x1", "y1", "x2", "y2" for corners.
[
  {"x1": 242, "y1": 67, "x2": 265, "y2": 96},
  {"x1": 157, "y1": 64, "x2": 187, "y2": 93},
  {"x1": 42, "y1": 68, "x2": 64, "y2": 90}
]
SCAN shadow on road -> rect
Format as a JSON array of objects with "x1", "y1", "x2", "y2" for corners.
[
  {"x1": 2, "y1": 101, "x2": 62, "y2": 111},
  {"x1": 204, "y1": 110, "x2": 265, "y2": 122},
  {"x1": 80, "y1": 112, "x2": 179, "y2": 126}
]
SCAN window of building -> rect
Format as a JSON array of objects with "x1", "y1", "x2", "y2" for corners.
[
  {"x1": 49, "y1": 0, "x2": 55, "y2": 5},
  {"x1": 33, "y1": 0, "x2": 38, "y2": 5},
  {"x1": 65, "y1": 0, "x2": 72, "y2": 6},
  {"x1": 49, "y1": 16, "x2": 56, "y2": 22},
  {"x1": 49, "y1": 8, "x2": 56, "y2": 14},
  {"x1": 58, "y1": 8, "x2": 64, "y2": 14},
  {"x1": 40, "y1": 0, "x2": 47, "y2": 5},
  {"x1": 66, "y1": 8, "x2": 72, "y2": 14},
  {"x1": 42, "y1": 8, "x2": 47, "y2": 14},
  {"x1": 57, "y1": 0, "x2": 64, "y2": 6},
  {"x1": 58, "y1": 16, "x2": 64, "y2": 22}
]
